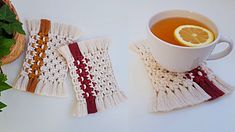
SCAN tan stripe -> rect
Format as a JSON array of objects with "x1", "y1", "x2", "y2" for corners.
[
  {"x1": 39, "y1": 19, "x2": 51, "y2": 35},
  {"x1": 26, "y1": 19, "x2": 51, "y2": 93}
]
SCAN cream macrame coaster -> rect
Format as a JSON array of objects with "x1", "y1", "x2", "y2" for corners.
[
  {"x1": 14, "y1": 19, "x2": 81, "y2": 97},
  {"x1": 58, "y1": 38, "x2": 126, "y2": 117},
  {"x1": 130, "y1": 40, "x2": 233, "y2": 112}
]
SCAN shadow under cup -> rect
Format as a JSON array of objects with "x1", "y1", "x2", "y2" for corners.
[{"x1": 147, "y1": 10, "x2": 220, "y2": 72}]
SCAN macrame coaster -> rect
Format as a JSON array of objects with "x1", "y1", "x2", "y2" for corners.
[
  {"x1": 14, "y1": 19, "x2": 81, "y2": 97},
  {"x1": 58, "y1": 38, "x2": 126, "y2": 117},
  {"x1": 131, "y1": 40, "x2": 233, "y2": 112}
]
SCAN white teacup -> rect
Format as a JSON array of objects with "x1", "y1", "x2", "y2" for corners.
[{"x1": 147, "y1": 10, "x2": 233, "y2": 72}]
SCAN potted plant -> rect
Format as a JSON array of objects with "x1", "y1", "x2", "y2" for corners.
[{"x1": 0, "y1": 0, "x2": 25, "y2": 111}]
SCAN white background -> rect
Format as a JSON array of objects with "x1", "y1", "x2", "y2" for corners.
[{"x1": 0, "y1": 0, "x2": 235, "y2": 132}]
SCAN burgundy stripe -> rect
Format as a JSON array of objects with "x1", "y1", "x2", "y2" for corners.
[
  {"x1": 68, "y1": 43, "x2": 97, "y2": 114},
  {"x1": 187, "y1": 67, "x2": 224, "y2": 100}
]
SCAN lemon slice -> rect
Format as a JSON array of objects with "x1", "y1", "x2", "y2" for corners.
[{"x1": 174, "y1": 25, "x2": 214, "y2": 47}]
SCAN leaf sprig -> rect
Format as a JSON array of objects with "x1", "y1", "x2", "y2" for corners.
[
  {"x1": 0, "y1": 4, "x2": 25, "y2": 58},
  {"x1": 0, "y1": 2, "x2": 25, "y2": 112}
]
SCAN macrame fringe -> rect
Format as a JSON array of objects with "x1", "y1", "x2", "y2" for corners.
[
  {"x1": 201, "y1": 64, "x2": 234, "y2": 94},
  {"x1": 14, "y1": 70, "x2": 65, "y2": 97},
  {"x1": 57, "y1": 45, "x2": 73, "y2": 62},
  {"x1": 14, "y1": 73, "x2": 28, "y2": 91},
  {"x1": 95, "y1": 90, "x2": 126, "y2": 112},
  {"x1": 95, "y1": 96, "x2": 106, "y2": 112},
  {"x1": 192, "y1": 81, "x2": 212, "y2": 100},
  {"x1": 26, "y1": 19, "x2": 82, "y2": 40},
  {"x1": 38, "y1": 82, "x2": 51, "y2": 95},
  {"x1": 104, "y1": 94, "x2": 116, "y2": 109},
  {"x1": 26, "y1": 20, "x2": 40, "y2": 34},
  {"x1": 73, "y1": 100, "x2": 88, "y2": 117},
  {"x1": 71, "y1": 83, "x2": 126, "y2": 116},
  {"x1": 153, "y1": 83, "x2": 211, "y2": 112},
  {"x1": 34, "y1": 81, "x2": 65, "y2": 97},
  {"x1": 113, "y1": 90, "x2": 126, "y2": 104},
  {"x1": 34, "y1": 79, "x2": 44, "y2": 94},
  {"x1": 78, "y1": 38, "x2": 110, "y2": 54},
  {"x1": 57, "y1": 82, "x2": 65, "y2": 97}
]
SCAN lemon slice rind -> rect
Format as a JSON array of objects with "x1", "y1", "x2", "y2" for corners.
[{"x1": 174, "y1": 25, "x2": 214, "y2": 47}]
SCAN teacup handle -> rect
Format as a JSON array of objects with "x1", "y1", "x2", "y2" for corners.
[{"x1": 207, "y1": 35, "x2": 233, "y2": 60}]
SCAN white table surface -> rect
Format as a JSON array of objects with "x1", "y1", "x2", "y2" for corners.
[{"x1": 0, "y1": 0, "x2": 235, "y2": 132}]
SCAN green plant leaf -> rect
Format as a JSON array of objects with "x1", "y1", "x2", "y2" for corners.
[
  {"x1": 0, "y1": 81, "x2": 11, "y2": 92},
  {"x1": 0, "y1": 21, "x2": 25, "y2": 35},
  {"x1": 0, "y1": 38, "x2": 15, "y2": 58},
  {"x1": 0, "y1": 3, "x2": 24, "y2": 112},
  {"x1": 0, "y1": 28, "x2": 13, "y2": 38},
  {"x1": 0, "y1": 4, "x2": 16, "y2": 22},
  {"x1": 0, "y1": 101, "x2": 7, "y2": 112},
  {"x1": 0, "y1": 73, "x2": 7, "y2": 82}
]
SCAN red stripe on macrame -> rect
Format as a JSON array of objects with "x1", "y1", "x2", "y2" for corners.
[
  {"x1": 187, "y1": 67, "x2": 224, "y2": 100},
  {"x1": 68, "y1": 43, "x2": 97, "y2": 114}
]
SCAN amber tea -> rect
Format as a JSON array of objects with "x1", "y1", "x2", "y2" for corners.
[{"x1": 150, "y1": 17, "x2": 214, "y2": 47}]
